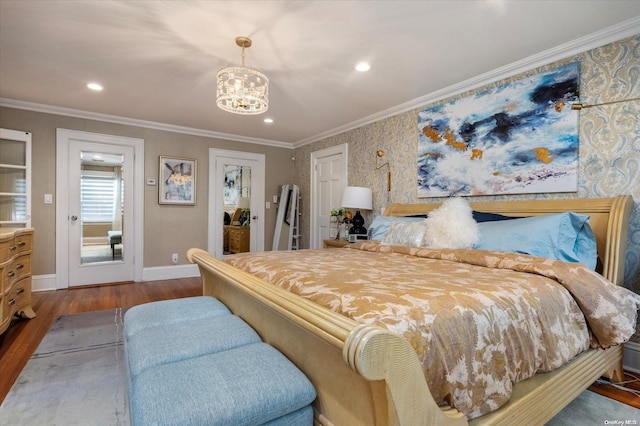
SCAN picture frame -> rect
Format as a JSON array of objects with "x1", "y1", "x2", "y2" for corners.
[
  {"x1": 158, "y1": 156, "x2": 196, "y2": 205},
  {"x1": 417, "y1": 62, "x2": 579, "y2": 197}
]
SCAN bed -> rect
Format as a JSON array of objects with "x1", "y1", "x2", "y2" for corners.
[{"x1": 187, "y1": 195, "x2": 637, "y2": 425}]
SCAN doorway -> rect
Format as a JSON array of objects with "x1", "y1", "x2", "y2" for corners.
[
  {"x1": 56, "y1": 129, "x2": 144, "y2": 288},
  {"x1": 208, "y1": 149, "x2": 265, "y2": 259},
  {"x1": 310, "y1": 144, "x2": 348, "y2": 249}
]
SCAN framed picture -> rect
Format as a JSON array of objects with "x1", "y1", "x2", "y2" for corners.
[
  {"x1": 159, "y1": 156, "x2": 196, "y2": 205},
  {"x1": 417, "y1": 62, "x2": 579, "y2": 197}
]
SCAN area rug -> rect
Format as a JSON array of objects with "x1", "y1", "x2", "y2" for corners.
[
  {"x1": 1, "y1": 309, "x2": 638, "y2": 425},
  {"x1": 0, "y1": 308, "x2": 130, "y2": 425}
]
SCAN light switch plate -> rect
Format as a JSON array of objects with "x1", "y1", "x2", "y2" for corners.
[{"x1": 44, "y1": 194, "x2": 53, "y2": 204}]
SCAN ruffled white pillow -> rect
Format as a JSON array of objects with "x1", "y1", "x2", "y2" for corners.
[{"x1": 423, "y1": 198, "x2": 479, "y2": 249}]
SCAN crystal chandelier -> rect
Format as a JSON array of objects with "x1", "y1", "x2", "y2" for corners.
[{"x1": 216, "y1": 36, "x2": 269, "y2": 115}]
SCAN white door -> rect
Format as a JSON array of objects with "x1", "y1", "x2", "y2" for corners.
[
  {"x1": 209, "y1": 149, "x2": 265, "y2": 259},
  {"x1": 310, "y1": 144, "x2": 348, "y2": 249},
  {"x1": 56, "y1": 129, "x2": 144, "y2": 288}
]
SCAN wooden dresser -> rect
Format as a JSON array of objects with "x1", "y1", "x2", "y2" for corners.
[
  {"x1": 1, "y1": 228, "x2": 36, "y2": 335},
  {"x1": 228, "y1": 225, "x2": 250, "y2": 254}
]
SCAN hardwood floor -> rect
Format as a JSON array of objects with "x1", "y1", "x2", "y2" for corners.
[
  {"x1": 0, "y1": 277, "x2": 201, "y2": 404},
  {"x1": 1, "y1": 276, "x2": 639, "y2": 411}
]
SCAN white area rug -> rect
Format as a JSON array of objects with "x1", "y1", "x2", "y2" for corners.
[
  {"x1": 0, "y1": 309, "x2": 129, "y2": 425},
  {"x1": 1, "y1": 309, "x2": 638, "y2": 425}
]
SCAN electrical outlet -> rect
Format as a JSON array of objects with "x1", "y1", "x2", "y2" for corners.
[{"x1": 171, "y1": 253, "x2": 178, "y2": 264}]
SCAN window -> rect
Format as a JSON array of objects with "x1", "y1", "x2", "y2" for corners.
[{"x1": 81, "y1": 171, "x2": 117, "y2": 222}]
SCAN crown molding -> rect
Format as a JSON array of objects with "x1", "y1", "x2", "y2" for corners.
[
  {"x1": 0, "y1": 98, "x2": 294, "y2": 149},
  {"x1": 292, "y1": 16, "x2": 640, "y2": 148},
  {"x1": 2, "y1": 16, "x2": 638, "y2": 151}
]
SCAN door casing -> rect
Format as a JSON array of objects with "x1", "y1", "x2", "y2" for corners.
[
  {"x1": 56, "y1": 129, "x2": 144, "y2": 289},
  {"x1": 208, "y1": 148, "x2": 265, "y2": 258},
  {"x1": 310, "y1": 144, "x2": 348, "y2": 249}
]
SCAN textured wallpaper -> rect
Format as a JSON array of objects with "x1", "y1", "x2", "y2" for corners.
[{"x1": 294, "y1": 35, "x2": 639, "y2": 297}]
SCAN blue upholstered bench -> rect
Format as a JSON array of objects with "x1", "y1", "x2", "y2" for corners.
[{"x1": 124, "y1": 296, "x2": 316, "y2": 426}]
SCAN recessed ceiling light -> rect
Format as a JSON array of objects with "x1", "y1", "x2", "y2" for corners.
[
  {"x1": 87, "y1": 82, "x2": 103, "y2": 91},
  {"x1": 355, "y1": 62, "x2": 370, "y2": 72},
  {"x1": 264, "y1": 118, "x2": 273, "y2": 124}
]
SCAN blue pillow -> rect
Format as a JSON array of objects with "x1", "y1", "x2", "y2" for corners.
[
  {"x1": 368, "y1": 216, "x2": 426, "y2": 241},
  {"x1": 475, "y1": 212, "x2": 597, "y2": 269}
]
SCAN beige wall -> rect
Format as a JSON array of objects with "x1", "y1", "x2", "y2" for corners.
[{"x1": 0, "y1": 107, "x2": 294, "y2": 275}]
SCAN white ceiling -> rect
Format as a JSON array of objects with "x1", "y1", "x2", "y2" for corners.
[{"x1": 1, "y1": 1, "x2": 639, "y2": 148}]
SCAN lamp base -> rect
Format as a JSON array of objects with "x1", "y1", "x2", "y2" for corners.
[{"x1": 349, "y1": 210, "x2": 367, "y2": 235}]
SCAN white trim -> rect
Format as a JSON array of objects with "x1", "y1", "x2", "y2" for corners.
[
  {"x1": 624, "y1": 341, "x2": 640, "y2": 373},
  {"x1": 292, "y1": 16, "x2": 640, "y2": 148},
  {"x1": 34, "y1": 266, "x2": 200, "y2": 291},
  {"x1": 0, "y1": 98, "x2": 291, "y2": 149},
  {"x1": 32, "y1": 274, "x2": 57, "y2": 292},
  {"x1": 208, "y1": 149, "x2": 266, "y2": 258},
  {"x1": 310, "y1": 144, "x2": 348, "y2": 249},
  {"x1": 55, "y1": 129, "x2": 144, "y2": 289},
  {"x1": 1, "y1": 17, "x2": 638, "y2": 150},
  {"x1": 142, "y1": 264, "x2": 200, "y2": 281}
]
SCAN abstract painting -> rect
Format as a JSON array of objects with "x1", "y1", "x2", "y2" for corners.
[
  {"x1": 223, "y1": 166, "x2": 241, "y2": 206},
  {"x1": 159, "y1": 156, "x2": 196, "y2": 205},
  {"x1": 417, "y1": 62, "x2": 580, "y2": 197}
]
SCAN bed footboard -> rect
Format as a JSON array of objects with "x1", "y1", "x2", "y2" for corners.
[{"x1": 187, "y1": 248, "x2": 467, "y2": 426}]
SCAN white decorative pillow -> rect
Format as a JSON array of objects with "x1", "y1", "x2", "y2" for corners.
[
  {"x1": 423, "y1": 197, "x2": 479, "y2": 249},
  {"x1": 381, "y1": 221, "x2": 428, "y2": 247}
]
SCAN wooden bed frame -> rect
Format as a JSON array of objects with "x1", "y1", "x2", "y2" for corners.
[{"x1": 187, "y1": 195, "x2": 634, "y2": 426}]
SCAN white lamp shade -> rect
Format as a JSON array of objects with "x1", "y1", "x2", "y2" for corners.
[
  {"x1": 237, "y1": 197, "x2": 250, "y2": 209},
  {"x1": 341, "y1": 186, "x2": 372, "y2": 210}
]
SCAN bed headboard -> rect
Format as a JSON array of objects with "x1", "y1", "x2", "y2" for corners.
[{"x1": 383, "y1": 196, "x2": 633, "y2": 286}]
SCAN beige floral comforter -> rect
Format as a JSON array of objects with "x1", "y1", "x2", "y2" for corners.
[{"x1": 224, "y1": 242, "x2": 640, "y2": 419}]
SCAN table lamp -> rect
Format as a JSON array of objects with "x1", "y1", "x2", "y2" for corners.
[{"x1": 341, "y1": 186, "x2": 372, "y2": 235}]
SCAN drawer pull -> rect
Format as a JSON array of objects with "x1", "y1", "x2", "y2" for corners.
[
  {"x1": 17, "y1": 241, "x2": 26, "y2": 247},
  {"x1": 16, "y1": 264, "x2": 24, "y2": 270},
  {"x1": 7, "y1": 271, "x2": 15, "y2": 278},
  {"x1": 8, "y1": 298, "x2": 16, "y2": 306},
  {"x1": 9, "y1": 245, "x2": 17, "y2": 251},
  {"x1": 16, "y1": 288, "x2": 25, "y2": 294}
]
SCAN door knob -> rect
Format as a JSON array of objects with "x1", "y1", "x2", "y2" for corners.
[
  {"x1": 252, "y1": 215, "x2": 258, "y2": 220},
  {"x1": 70, "y1": 215, "x2": 78, "y2": 221}
]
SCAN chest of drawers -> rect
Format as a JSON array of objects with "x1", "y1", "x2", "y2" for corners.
[
  {"x1": 1, "y1": 228, "x2": 36, "y2": 335},
  {"x1": 228, "y1": 226, "x2": 250, "y2": 254}
]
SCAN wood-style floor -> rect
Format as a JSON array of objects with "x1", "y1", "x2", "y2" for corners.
[
  {"x1": 1, "y1": 277, "x2": 639, "y2": 410},
  {"x1": 0, "y1": 278, "x2": 201, "y2": 404}
]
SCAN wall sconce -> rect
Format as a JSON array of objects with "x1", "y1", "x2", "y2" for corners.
[
  {"x1": 376, "y1": 150, "x2": 391, "y2": 197},
  {"x1": 571, "y1": 97, "x2": 639, "y2": 110},
  {"x1": 557, "y1": 97, "x2": 639, "y2": 111}
]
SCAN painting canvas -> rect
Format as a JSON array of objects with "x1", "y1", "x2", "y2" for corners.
[
  {"x1": 159, "y1": 156, "x2": 196, "y2": 205},
  {"x1": 417, "y1": 62, "x2": 580, "y2": 197},
  {"x1": 224, "y1": 166, "x2": 242, "y2": 206}
]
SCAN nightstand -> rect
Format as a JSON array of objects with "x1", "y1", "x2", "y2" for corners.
[
  {"x1": 229, "y1": 226, "x2": 250, "y2": 253},
  {"x1": 323, "y1": 239, "x2": 350, "y2": 249}
]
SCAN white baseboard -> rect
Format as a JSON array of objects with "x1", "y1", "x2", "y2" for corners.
[
  {"x1": 142, "y1": 264, "x2": 200, "y2": 281},
  {"x1": 32, "y1": 264, "x2": 199, "y2": 293},
  {"x1": 623, "y1": 341, "x2": 640, "y2": 373},
  {"x1": 32, "y1": 274, "x2": 57, "y2": 292}
]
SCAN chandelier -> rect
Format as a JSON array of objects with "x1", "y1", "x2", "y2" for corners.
[{"x1": 216, "y1": 36, "x2": 269, "y2": 115}]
